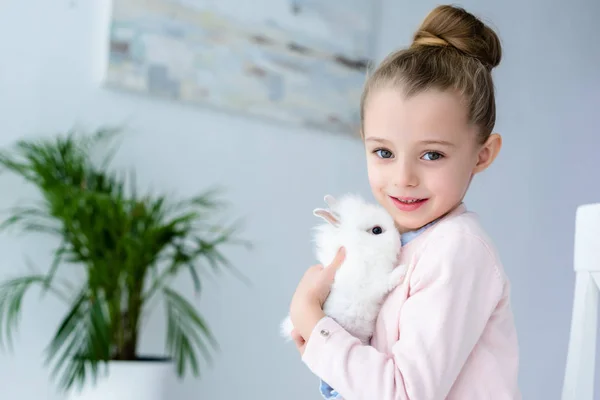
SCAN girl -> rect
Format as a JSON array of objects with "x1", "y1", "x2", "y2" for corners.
[{"x1": 288, "y1": 4, "x2": 520, "y2": 400}]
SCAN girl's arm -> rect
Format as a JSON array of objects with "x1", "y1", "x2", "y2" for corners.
[{"x1": 301, "y1": 231, "x2": 504, "y2": 400}]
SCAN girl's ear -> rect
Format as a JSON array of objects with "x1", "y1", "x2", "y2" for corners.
[
  {"x1": 473, "y1": 133, "x2": 502, "y2": 174},
  {"x1": 313, "y1": 208, "x2": 340, "y2": 226}
]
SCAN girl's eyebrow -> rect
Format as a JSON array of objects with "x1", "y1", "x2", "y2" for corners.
[
  {"x1": 366, "y1": 137, "x2": 456, "y2": 148},
  {"x1": 365, "y1": 137, "x2": 391, "y2": 144},
  {"x1": 419, "y1": 139, "x2": 456, "y2": 147}
]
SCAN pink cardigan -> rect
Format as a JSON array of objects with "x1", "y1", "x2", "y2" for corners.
[{"x1": 302, "y1": 204, "x2": 521, "y2": 399}]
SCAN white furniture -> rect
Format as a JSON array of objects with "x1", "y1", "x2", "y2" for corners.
[{"x1": 562, "y1": 203, "x2": 600, "y2": 400}]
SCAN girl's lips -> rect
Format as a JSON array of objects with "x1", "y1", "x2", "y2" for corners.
[{"x1": 390, "y1": 196, "x2": 429, "y2": 211}]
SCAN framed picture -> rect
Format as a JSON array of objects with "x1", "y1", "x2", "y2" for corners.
[{"x1": 105, "y1": 0, "x2": 378, "y2": 135}]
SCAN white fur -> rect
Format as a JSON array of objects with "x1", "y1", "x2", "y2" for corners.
[{"x1": 280, "y1": 193, "x2": 406, "y2": 345}]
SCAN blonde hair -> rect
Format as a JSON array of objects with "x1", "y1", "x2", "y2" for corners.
[{"x1": 360, "y1": 5, "x2": 502, "y2": 144}]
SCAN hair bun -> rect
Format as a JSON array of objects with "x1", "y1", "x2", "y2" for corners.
[{"x1": 411, "y1": 5, "x2": 502, "y2": 69}]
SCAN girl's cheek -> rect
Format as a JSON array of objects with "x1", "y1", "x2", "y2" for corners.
[{"x1": 367, "y1": 165, "x2": 386, "y2": 188}]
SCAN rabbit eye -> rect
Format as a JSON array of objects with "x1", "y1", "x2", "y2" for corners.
[{"x1": 371, "y1": 226, "x2": 383, "y2": 235}]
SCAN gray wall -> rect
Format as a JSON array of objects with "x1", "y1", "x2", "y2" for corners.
[{"x1": 0, "y1": 0, "x2": 598, "y2": 399}]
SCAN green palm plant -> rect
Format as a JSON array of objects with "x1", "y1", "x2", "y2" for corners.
[{"x1": 0, "y1": 128, "x2": 249, "y2": 393}]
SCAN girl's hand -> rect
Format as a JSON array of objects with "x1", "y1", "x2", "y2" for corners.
[
  {"x1": 290, "y1": 247, "x2": 346, "y2": 341},
  {"x1": 290, "y1": 328, "x2": 306, "y2": 355}
]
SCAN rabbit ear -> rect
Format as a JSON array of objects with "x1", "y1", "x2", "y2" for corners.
[
  {"x1": 313, "y1": 208, "x2": 340, "y2": 227},
  {"x1": 324, "y1": 194, "x2": 338, "y2": 209}
]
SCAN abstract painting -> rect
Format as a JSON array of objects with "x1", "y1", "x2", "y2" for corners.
[{"x1": 105, "y1": 0, "x2": 378, "y2": 135}]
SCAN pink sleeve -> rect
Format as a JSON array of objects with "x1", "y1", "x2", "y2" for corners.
[{"x1": 301, "y1": 231, "x2": 503, "y2": 400}]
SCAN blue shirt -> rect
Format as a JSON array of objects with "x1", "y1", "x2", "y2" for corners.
[{"x1": 318, "y1": 219, "x2": 438, "y2": 399}]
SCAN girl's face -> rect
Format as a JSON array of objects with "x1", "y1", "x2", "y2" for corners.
[{"x1": 363, "y1": 87, "x2": 501, "y2": 233}]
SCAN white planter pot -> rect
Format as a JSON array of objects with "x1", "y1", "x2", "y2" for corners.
[{"x1": 66, "y1": 359, "x2": 174, "y2": 400}]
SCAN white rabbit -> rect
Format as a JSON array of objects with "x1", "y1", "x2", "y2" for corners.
[{"x1": 280, "y1": 193, "x2": 407, "y2": 345}]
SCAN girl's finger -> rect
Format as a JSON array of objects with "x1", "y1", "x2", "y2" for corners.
[
  {"x1": 291, "y1": 329, "x2": 305, "y2": 346},
  {"x1": 324, "y1": 246, "x2": 346, "y2": 281}
]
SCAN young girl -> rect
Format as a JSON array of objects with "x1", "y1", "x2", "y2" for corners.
[{"x1": 287, "y1": 4, "x2": 520, "y2": 399}]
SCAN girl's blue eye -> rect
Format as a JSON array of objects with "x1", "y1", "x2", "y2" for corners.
[
  {"x1": 422, "y1": 151, "x2": 443, "y2": 161},
  {"x1": 375, "y1": 149, "x2": 393, "y2": 159}
]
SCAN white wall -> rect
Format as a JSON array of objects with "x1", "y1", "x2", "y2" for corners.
[{"x1": 0, "y1": 0, "x2": 598, "y2": 399}]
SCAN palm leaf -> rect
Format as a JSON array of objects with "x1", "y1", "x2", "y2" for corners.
[
  {"x1": 45, "y1": 290, "x2": 113, "y2": 392},
  {"x1": 163, "y1": 287, "x2": 218, "y2": 377},
  {"x1": 0, "y1": 275, "x2": 64, "y2": 351}
]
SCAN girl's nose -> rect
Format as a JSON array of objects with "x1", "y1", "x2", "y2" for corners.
[{"x1": 394, "y1": 159, "x2": 419, "y2": 188}]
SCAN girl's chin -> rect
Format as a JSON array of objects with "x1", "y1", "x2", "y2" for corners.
[
  {"x1": 392, "y1": 213, "x2": 435, "y2": 234},
  {"x1": 394, "y1": 220, "x2": 427, "y2": 234}
]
